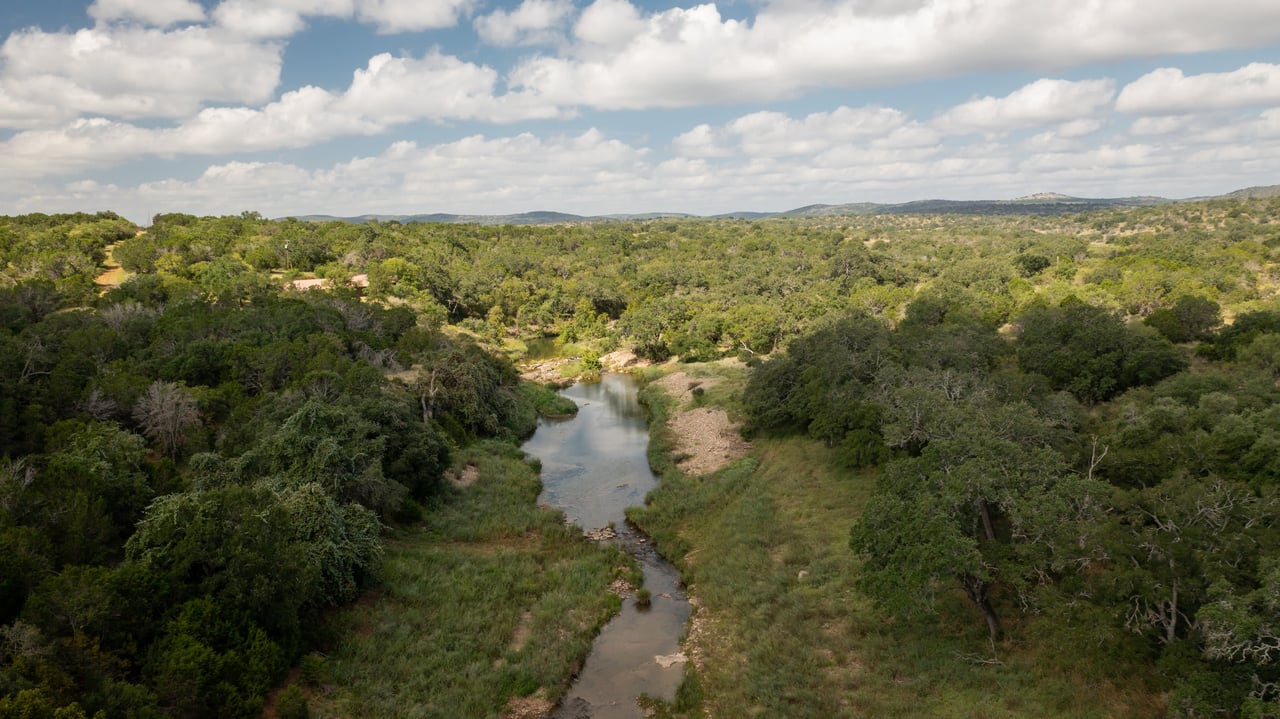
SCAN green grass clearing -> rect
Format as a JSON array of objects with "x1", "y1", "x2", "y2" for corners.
[
  {"x1": 311, "y1": 441, "x2": 635, "y2": 719},
  {"x1": 631, "y1": 366, "x2": 1165, "y2": 719}
]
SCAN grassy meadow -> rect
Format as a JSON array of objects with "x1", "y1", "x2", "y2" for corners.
[
  {"x1": 629, "y1": 365, "x2": 1166, "y2": 719},
  {"x1": 308, "y1": 441, "x2": 636, "y2": 719}
]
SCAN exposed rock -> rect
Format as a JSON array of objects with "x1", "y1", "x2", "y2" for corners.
[
  {"x1": 447, "y1": 465, "x2": 479, "y2": 488},
  {"x1": 608, "y1": 578, "x2": 635, "y2": 597},
  {"x1": 651, "y1": 371, "x2": 751, "y2": 476},
  {"x1": 585, "y1": 526, "x2": 618, "y2": 541},
  {"x1": 600, "y1": 348, "x2": 649, "y2": 371},
  {"x1": 520, "y1": 359, "x2": 572, "y2": 384},
  {"x1": 654, "y1": 652, "x2": 688, "y2": 668},
  {"x1": 669, "y1": 407, "x2": 751, "y2": 476},
  {"x1": 504, "y1": 690, "x2": 554, "y2": 719}
]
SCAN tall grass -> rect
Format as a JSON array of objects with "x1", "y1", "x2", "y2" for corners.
[
  {"x1": 631, "y1": 366, "x2": 1164, "y2": 719},
  {"x1": 517, "y1": 381, "x2": 579, "y2": 418},
  {"x1": 312, "y1": 441, "x2": 633, "y2": 719}
]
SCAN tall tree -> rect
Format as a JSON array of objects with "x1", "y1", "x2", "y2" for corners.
[{"x1": 133, "y1": 380, "x2": 199, "y2": 460}]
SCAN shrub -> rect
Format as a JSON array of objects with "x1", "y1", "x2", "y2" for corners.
[{"x1": 276, "y1": 684, "x2": 310, "y2": 719}]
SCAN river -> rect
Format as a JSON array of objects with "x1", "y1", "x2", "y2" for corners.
[{"x1": 520, "y1": 373, "x2": 691, "y2": 719}]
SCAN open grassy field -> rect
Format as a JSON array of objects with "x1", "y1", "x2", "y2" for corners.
[
  {"x1": 630, "y1": 366, "x2": 1166, "y2": 719},
  {"x1": 309, "y1": 441, "x2": 636, "y2": 719}
]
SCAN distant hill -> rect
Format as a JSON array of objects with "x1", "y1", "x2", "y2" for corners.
[
  {"x1": 1215, "y1": 185, "x2": 1280, "y2": 200},
  {"x1": 282, "y1": 184, "x2": 1276, "y2": 225},
  {"x1": 292, "y1": 210, "x2": 589, "y2": 225},
  {"x1": 775, "y1": 195, "x2": 1170, "y2": 218}
]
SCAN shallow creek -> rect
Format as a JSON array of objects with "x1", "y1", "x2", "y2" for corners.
[{"x1": 520, "y1": 373, "x2": 691, "y2": 719}]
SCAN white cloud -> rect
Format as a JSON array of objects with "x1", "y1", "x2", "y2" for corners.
[
  {"x1": 12, "y1": 116, "x2": 1280, "y2": 221},
  {"x1": 933, "y1": 78, "x2": 1115, "y2": 135},
  {"x1": 672, "y1": 105, "x2": 937, "y2": 162},
  {"x1": 1129, "y1": 114, "x2": 1199, "y2": 136},
  {"x1": 1116, "y1": 63, "x2": 1280, "y2": 115},
  {"x1": 573, "y1": 0, "x2": 645, "y2": 46},
  {"x1": 355, "y1": 0, "x2": 476, "y2": 32},
  {"x1": 212, "y1": 0, "x2": 308, "y2": 38},
  {"x1": 1194, "y1": 108, "x2": 1280, "y2": 145},
  {"x1": 726, "y1": 106, "x2": 910, "y2": 156},
  {"x1": 16, "y1": 129, "x2": 654, "y2": 220},
  {"x1": 0, "y1": 88, "x2": 380, "y2": 179},
  {"x1": 672, "y1": 124, "x2": 733, "y2": 158},
  {"x1": 334, "y1": 52, "x2": 564, "y2": 124},
  {"x1": 202, "y1": 0, "x2": 474, "y2": 33},
  {"x1": 0, "y1": 25, "x2": 282, "y2": 128},
  {"x1": 88, "y1": 0, "x2": 207, "y2": 27},
  {"x1": 0, "y1": 87, "x2": 58, "y2": 129},
  {"x1": 16, "y1": 109, "x2": 1280, "y2": 223},
  {"x1": 0, "y1": 51, "x2": 565, "y2": 177},
  {"x1": 475, "y1": 0, "x2": 574, "y2": 46},
  {"x1": 175, "y1": 86, "x2": 381, "y2": 151},
  {"x1": 509, "y1": 0, "x2": 1280, "y2": 110}
]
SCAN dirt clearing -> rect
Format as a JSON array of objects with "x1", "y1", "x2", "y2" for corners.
[{"x1": 652, "y1": 372, "x2": 750, "y2": 476}]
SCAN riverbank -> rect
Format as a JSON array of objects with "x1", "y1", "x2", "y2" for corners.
[
  {"x1": 630, "y1": 362, "x2": 1165, "y2": 718},
  {"x1": 309, "y1": 441, "x2": 634, "y2": 719}
]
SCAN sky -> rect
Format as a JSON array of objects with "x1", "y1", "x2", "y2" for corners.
[{"x1": 1, "y1": 0, "x2": 1279, "y2": 223}]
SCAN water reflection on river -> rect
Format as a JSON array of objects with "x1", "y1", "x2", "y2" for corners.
[{"x1": 522, "y1": 374, "x2": 691, "y2": 719}]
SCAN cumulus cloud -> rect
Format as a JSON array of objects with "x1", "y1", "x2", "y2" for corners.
[
  {"x1": 726, "y1": 106, "x2": 912, "y2": 156},
  {"x1": 1116, "y1": 63, "x2": 1280, "y2": 115},
  {"x1": 107, "y1": 0, "x2": 483, "y2": 42},
  {"x1": 508, "y1": 0, "x2": 1280, "y2": 110},
  {"x1": 573, "y1": 0, "x2": 645, "y2": 47},
  {"x1": 88, "y1": 0, "x2": 206, "y2": 26},
  {"x1": 0, "y1": 51, "x2": 565, "y2": 177},
  {"x1": 5, "y1": 1, "x2": 1280, "y2": 218},
  {"x1": 212, "y1": 0, "x2": 308, "y2": 38},
  {"x1": 334, "y1": 52, "x2": 564, "y2": 124},
  {"x1": 475, "y1": 0, "x2": 574, "y2": 46},
  {"x1": 1129, "y1": 114, "x2": 1200, "y2": 136},
  {"x1": 0, "y1": 25, "x2": 282, "y2": 128},
  {"x1": 672, "y1": 124, "x2": 733, "y2": 158},
  {"x1": 933, "y1": 78, "x2": 1115, "y2": 135},
  {"x1": 15, "y1": 129, "x2": 654, "y2": 220},
  {"x1": 24, "y1": 87, "x2": 1280, "y2": 224},
  {"x1": 204, "y1": 0, "x2": 477, "y2": 34},
  {"x1": 674, "y1": 104, "x2": 934, "y2": 161},
  {"x1": 355, "y1": 0, "x2": 476, "y2": 32}
]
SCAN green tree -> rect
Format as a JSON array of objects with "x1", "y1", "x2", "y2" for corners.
[
  {"x1": 1016, "y1": 302, "x2": 1186, "y2": 402},
  {"x1": 125, "y1": 486, "x2": 314, "y2": 634},
  {"x1": 852, "y1": 408, "x2": 1102, "y2": 642},
  {"x1": 1099, "y1": 475, "x2": 1271, "y2": 646}
]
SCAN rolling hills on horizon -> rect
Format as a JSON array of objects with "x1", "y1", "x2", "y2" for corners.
[{"x1": 285, "y1": 185, "x2": 1280, "y2": 226}]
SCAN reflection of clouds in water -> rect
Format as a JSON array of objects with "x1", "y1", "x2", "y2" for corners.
[
  {"x1": 567, "y1": 375, "x2": 648, "y2": 420},
  {"x1": 530, "y1": 373, "x2": 660, "y2": 530},
  {"x1": 538, "y1": 461, "x2": 583, "y2": 481},
  {"x1": 600, "y1": 382, "x2": 647, "y2": 419}
]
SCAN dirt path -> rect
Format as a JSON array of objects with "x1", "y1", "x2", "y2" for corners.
[{"x1": 94, "y1": 241, "x2": 129, "y2": 289}]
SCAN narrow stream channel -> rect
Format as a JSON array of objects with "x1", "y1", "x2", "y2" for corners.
[{"x1": 521, "y1": 373, "x2": 691, "y2": 719}]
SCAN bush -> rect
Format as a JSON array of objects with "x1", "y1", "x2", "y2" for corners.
[
  {"x1": 276, "y1": 684, "x2": 310, "y2": 719},
  {"x1": 299, "y1": 652, "x2": 328, "y2": 686}
]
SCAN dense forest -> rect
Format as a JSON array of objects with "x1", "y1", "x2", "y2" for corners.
[{"x1": 3, "y1": 197, "x2": 1280, "y2": 717}]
